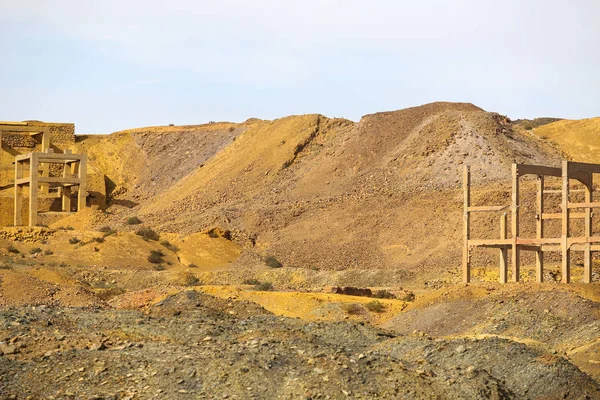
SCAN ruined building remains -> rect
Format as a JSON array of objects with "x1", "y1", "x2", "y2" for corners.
[
  {"x1": 464, "y1": 161, "x2": 600, "y2": 284},
  {"x1": 0, "y1": 121, "x2": 87, "y2": 226}
]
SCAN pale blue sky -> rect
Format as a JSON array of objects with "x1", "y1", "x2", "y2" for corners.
[{"x1": 1, "y1": 0, "x2": 599, "y2": 133}]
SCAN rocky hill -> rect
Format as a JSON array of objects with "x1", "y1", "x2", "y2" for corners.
[{"x1": 74, "y1": 102, "x2": 567, "y2": 283}]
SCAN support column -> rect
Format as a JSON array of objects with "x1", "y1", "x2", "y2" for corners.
[
  {"x1": 584, "y1": 172, "x2": 593, "y2": 283},
  {"x1": 77, "y1": 156, "x2": 87, "y2": 212},
  {"x1": 14, "y1": 160, "x2": 23, "y2": 226},
  {"x1": 61, "y1": 161, "x2": 72, "y2": 212},
  {"x1": 463, "y1": 165, "x2": 471, "y2": 283},
  {"x1": 561, "y1": 160, "x2": 570, "y2": 283},
  {"x1": 536, "y1": 175, "x2": 544, "y2": 282},
  {"x1": 511, "y1": 163, "x2": 520, "y2": 282},
  {"x1": 28, "y1": 154, "x2": 39, "y2": 227},
  {"x1": 40, "y1": 129, "x2": 50, "y2": 194},
  {"x1": 500, "y1": 212, "x2": 508, "y2": 283}
]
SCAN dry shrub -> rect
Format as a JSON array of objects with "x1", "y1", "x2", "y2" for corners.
[
  {"x1": 136, "y1": 227, "x2": 160, "y2": 241},
  {"x1": 373, "y1": 290, "x2": 396, "y2": 299},
  {"x1": 126, "y1": 216, "x2": 142, "y2": 225},
  {"x1": 255, "y1": 282, "x2": 273, "y2": 291},
  {"x1": 366, "y1": 300, "x2": 385, "y2": 313},
  {"x1": 342, "y1": 303, "x2": 363, "y2": 315},
  {"x1": 264, "y1": 256, "x2": 282, "y2": 268},
  {"x1": 177, "y1": 271, "x2": 199, "y2": 286},
  {"x1": 147, "y1": 250, "x2": 164, "y2": 264}
]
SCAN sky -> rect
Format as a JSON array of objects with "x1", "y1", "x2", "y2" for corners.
[{"x1": 1, "y1": 0, "x2": 599, "y2": 133}]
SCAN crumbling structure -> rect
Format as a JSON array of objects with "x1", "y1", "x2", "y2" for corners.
[
  {"x1": 0, "y1": 121, "x2": 86, "y2": 227},
  {"x1": 14, "y1": 150, "x2": 86, "y2": 226},
  {"x1": 463, "y1": 161, "x2": 600, "y2": 284}
]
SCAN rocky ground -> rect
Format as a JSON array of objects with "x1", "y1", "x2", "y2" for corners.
[{"x1": 1, "y1": 290, "x2": 599, "y2": 399}]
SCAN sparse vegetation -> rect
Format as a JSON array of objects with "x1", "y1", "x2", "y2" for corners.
[
  {"x1": 207, "y1": 231, "x2": 219, "y2": 238},
  {"x1": 30, "y1": 247, "x2": 42, "y2": 255},
  {"x1": 373, "y1": 290, "x2": 396, "y2": 299},
  {"x1": 126, "y1": 216, "x2": 143, "y2": 225},
  {"x1": 93, "y1": 237, "x2": 105, "y2": 243},
  {"x1": 44, "y1": 249, "x2": 53, "y2": 255},
  {"x1": 188, "y1": 263, "x2": 198, "y2": 268},
  {"x1": 365, "y1": 300, "x2": 385, "y2": 313},
  {"x1": 397, "y1": 291, "x2": 416, "y2": 302},
  {"x1": 243, "y1": 279, "x2": 261, "y2": 285},
  {"x1": 264, "y1": 256, "x2": 283, "y2": 268},
  {"x1": 99, "y1": 226, "x2": 112, "y2": 233},
  {"x1": 255, "y1": 281, "x2": 274, "y2": 291},
  {"x1": 147, "y1": 250, "x2": 164, "y2": 264},
  {"x1": 102, "y1": 229, "x2": 117, "y2": 238},
  {"x1": 136, "y1": 227, "x2": 160, "y2": 241},
  {"x1": 7, "y1": 245, "x2": 19, "y2": 254},
  {"x1": 178, "y1": 271, "x2": 199, "y2": 286},
  {"x1": 342, "y1": 303, "x2": 363, "y2": 315},
  {"x1": 69, "y1": 237, "x2": 80, "y2": 245},
  {"x1": 152, "y1": 264, "x2": 166, "y2": 271},
  {"x1": 160, "y1": 240, "x2": 179, "y2": 252}
]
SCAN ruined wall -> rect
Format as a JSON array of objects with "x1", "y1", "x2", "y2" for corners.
[
  {"x1": 23, "y1": 121, "x2": 75, "y2": 145},
  {"x1": 0, "y1": 121, "x2": 82, "y2": 226}
]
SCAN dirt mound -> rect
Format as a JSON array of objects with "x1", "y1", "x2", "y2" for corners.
[
  {"x1": 533, "y1": 117, "x2": 600, "y2": 163},
  {"x1": 0, "y1": 268, "x2": 102, "y2": 307},
  {"x1": 382, "y1": 282, "x2": 600, "y2": 380}
]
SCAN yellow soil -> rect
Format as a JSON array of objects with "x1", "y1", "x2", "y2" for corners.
[
  {"x1": 199, "y1": 285, "x2": 406, "y2": 324},
  {"x1": 172, "y1": 232, "x2": 241, "y2": 269},
  {"x1": 534, "y1": 117, "x2": 600, "y2": 163}
]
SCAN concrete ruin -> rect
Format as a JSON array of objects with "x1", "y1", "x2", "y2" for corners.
[
  {"x1": 0, "y1": 121, "x2": 87, "y2": 226},
  {"x1": 463, "y1": 161, "x2": 600, "y2": 284}
]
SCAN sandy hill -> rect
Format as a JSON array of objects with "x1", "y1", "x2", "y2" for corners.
[
  {"x1": 70, "y1": 102, "x2": 569, "y2": 284},
  {"x1": 532, "y1": 117, "x2": 600, "y2": 163}
]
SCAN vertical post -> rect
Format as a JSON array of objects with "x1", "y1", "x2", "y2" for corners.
[
  {"x1": 511, "y1": 163, "x2": 520, "y2": 282},
  {"x1": 463, "y1": 165, "x2": 471, "y2": 283},
  {"x1": 584, "y1": 172, "x2": 593, "y2": 283},
  {"x1": 536, "y1": 175, "x2": 544, "y2": 282},
  {"x1": 62, "y1": 161, "x2": 72, "y2": 212},
  {"x1": 500, "y1": 212, "x2": 508, "y2": 283},
  {"x1": 14, "y1": 159, "x2": 23, "y2": 226},
  {"x1": 28, "y1": 154, "x2": 38, "y2": 227},
  {"x1": 561, "y1": 160, "x2": 570, "y2": 283},
  {"x1": 40, "y1": 129, "x2": 50, "y2": 194},
  {"x1": 77, "y1": 155, "x2": 87, "y2": 212}
]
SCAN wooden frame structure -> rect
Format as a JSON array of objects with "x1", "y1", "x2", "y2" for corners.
[
  {"x1": 463, "y1": 161, "x2": 600, "y2": 284},
  {"x1": 14, "y1": 150, "x2": 86, "y2": 226}
]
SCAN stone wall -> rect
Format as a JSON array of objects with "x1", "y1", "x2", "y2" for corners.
[{"x1": 22, "y1": 121, "x2": 75, "y2": 144}]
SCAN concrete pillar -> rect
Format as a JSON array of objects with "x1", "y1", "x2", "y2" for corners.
[
  {"x1": 62, "y1": 161, "x2": 72, "y2": 212},
  {"x1": 28, "y1": 154, "x2": 38, "y2": 227},
  {"x1": 14, "y1": 159, "x2": 23, "y2": 226},
  {"x1": 500, "y1": 212, "x2": 508, "y2": 283},
  {"x1": 561, "y1": 160, "x2": 570, "y2": 283},
  {"x1": 463, "y1": 165, "x2": 471, "y2": 283},
  {"x1": 584, "y1": 172, "x2": 593, "y2": 283},
  {"x1": 40, "y1": 129, "x2": 50, "y2": 194},
  {"x1": 77, "y1": 156, "x2": 87, "y2": 211},
  {"x1": 536, "y1": 175, "x2": 544, "y2": 282},
  {"x1": 511, "y1": 163, "x2": 520, "y2": 282}
]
